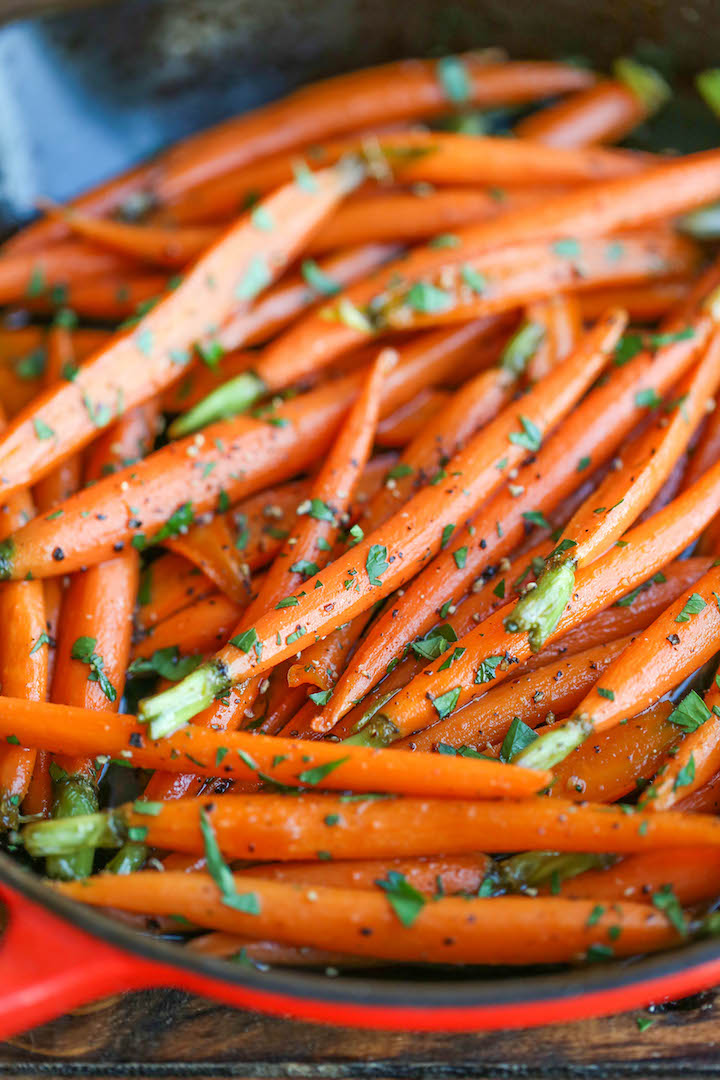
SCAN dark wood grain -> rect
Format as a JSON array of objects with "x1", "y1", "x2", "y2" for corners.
[{"x1": 0, "y1": 986, "x2": 718, "y2": 1079}]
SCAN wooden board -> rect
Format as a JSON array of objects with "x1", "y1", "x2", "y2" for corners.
[{"x1": 0, "y1": 985, "x2": 718, "y2": 1078}]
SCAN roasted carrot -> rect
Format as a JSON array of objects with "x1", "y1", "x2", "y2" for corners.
[
  {"x1": 24, "y1": 790, "x2": 720, "y2": 860},
  {"x1": 0, "y1": 698, "x2": 551, "y2": 801},
  {"x1": 555, "y1": 848, "x2": 720, "y2": 905},
  {"x1": 399, "y1": 635, "x2": 634, "y2": 753},
  {"x1": 139, "y1": 310, "x2": 625, "y2": 735},
  {"x1": 135, "y1": 553, "x2": 215, "y2": 631},
  {"x1": 524, "y1": 294, "x2": 582, "y2": 380},
  {"x1": 375, "y1": 389, "x2": 451, "y2": 447},
  {"x1": 508, "y1": 323, "x2": 720, "y2": 650},
  {"x1": 0, "y1": 320, "x2": 505, "y2": 581},
  {"x1": 648, "y1": 674, "x2": 720, "y2": 812},
  {"x1": 548, "y1": 701, "x2": 678, "y2": 803},
  {"x1": 324, "y1": 311, "x2": 710, "y2": 726},
  {"x1": 516, "y1": 560, "x2": 720, "y2": 771},
  {"x1": 683, "y1": 399, "x2": 720, "y2": 493},
  {"x1": 305, "y1": 187, "x2": 569, "y2": 254},
  {"x1": 677, "y1": 772, "x2": 720, "y2": 814},
  {"x1": 133, "y1": 590, "x2": 249, "y2": 660},
  {"x1": 0, "y1": 243, "x2": 140, "y2": 307},
  {"x1": 372, "y1": 457, "x2": 720, "y2": 745},
  {"x1": 0, "y1": 160, "x2": 363, "y2": 496},
  {"x1": 49, "y1": 206, "x2": 218, "y2": 268},
  {"x1": 32, "y1": 325, "x2": 83, "y2": 514},
  {"x1": 578, "y1": 281, "x2": 692, "y2": 322},
  {"x1": 259, "y1": 148, "x2": 720, "y2": 374},
  {"x1": 25, "y1": 275, "x2": 170, "y2": 322},
  {"x1": 156, "y1": 58, "x2": 595, "y2": 202},
  {"x1": 56, "y1": 872, "x2": 680, "y2": 967},
  {"x1": 163, "y1": 513, "x2": 251, "y2": 606},
  {"x1": 515, "y1": 62, "x2": 668, "y2": 147}
]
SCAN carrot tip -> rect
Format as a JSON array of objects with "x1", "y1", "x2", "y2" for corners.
[
  {"x1": 169, "y1": 371, "x2": 267, "y2": 438},
  {"x1": 503, "y1": 560, "x2": 576, "y2": 652},
  {"x1": 138, "y1": 660, "x2": 230, "y2": 738}
]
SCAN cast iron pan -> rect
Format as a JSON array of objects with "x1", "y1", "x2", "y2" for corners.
[{"x1": 0, "y1": 0, "x2": 719, "y2": 1037}]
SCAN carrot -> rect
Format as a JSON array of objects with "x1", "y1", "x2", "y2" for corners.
[
  {"x1": 25, "y1": 789, "x2": 720, "y2": 861},
  {"x1": 32, "y1": 325, "x2": 83, "y2": 514},
  {"x1": 373, "y1": 458, "x2": 720, "y2": 746},
  {"x1": 683, "y1": 399, "x2": 720, "y2": 492},
  {"x1": 215, "y1": 242, "x2": 401, "y2": 353},
  {"x1": 0, "y1": 160, "x2": 363, "y2": 496},
  {"x1": 133, "y1": 590, "x2": 249, "y2": 661},
  {"x1": 186, "y1": 934, "x2": 375, "y2": 968},
  {"x1": 517, "y1": 560, "x2": 720, "y2": 772},
  {"x1": 677, "y1": 772, "x2": 720, "y2": 814},
  {"x1": 324, "y1": 311, "x2": 710, "y2": 726},
  {"x1": 139, "y1": 311, "x2": 625, "y2": 736},
  {"x1": 578, "y1": 281, "x2": 692, "y2": 322},
  {"x1": 0, "y1": 321, "x2": 506, "y2": 582},
  {"x1": 0, "y1": 697, "x2": 551, "y2": 801},
  {"x1": 515, "y1": 62, "x2": 668, "y2": 147},
  {"x1": 548, "y1": 701, "x2": 678, "y2": 803},
  {"x1": 508, "y1": 324, "x2": 720, "y2": 650},
  {"x1": 524, "y1": 294, "x2": 582, "y2": 380},
  {"x1": 56, "y1": 871, "x2": 681, "y2": 967},
  {"x1": 377, "y1": 230, "x2": 696, "y2": 331},
  {"x1": 260, "y1": 148, "x2": 720, "y2": 373},
  {"x1": 375, "y1": 389, "x2": 451, "y2": 447},
  {"x1": 156, "y1": 59, "x2": 595, "y2": 202},
  {"x1": 135, "y1": 555, "x2": 215, "y2": 632},
  {"x1": 163, "y1": 512, "x2": 251, "y2": 606},
  {"x1": 234, "y1": 854, "x2": 490, "y2": 894},
  {"x1": 305, "y1": 187, "x2": 569, "y2": 254},
  {"x1": 25, "y1": 275, "x2": 170, "y2": 322},
  {"x1": 555, "y1": 848, "x2": 720, "y2": 906},
  {"x1": 49, "y1": 205, "x2": 219, "y2": 268},
  {"x1": 399, "y1": 636, "x2": 635, "y2": 753},
  {"x1": 647, "y1": 674, "x2": 720, "y2": 812},
  {"x1": 0, "y1": 242, "x2": 140, "y2": 307}
]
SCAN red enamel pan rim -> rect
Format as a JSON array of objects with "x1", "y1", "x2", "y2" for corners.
[{"x1": 2, "y1": 852, "x2": 719, "y2": 1031}]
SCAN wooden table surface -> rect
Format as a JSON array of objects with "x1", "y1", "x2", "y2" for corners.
[{"x1": 0, "y1": 985, "x2": 718, "y2": 1079}]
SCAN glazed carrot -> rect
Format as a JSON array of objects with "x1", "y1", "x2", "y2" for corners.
[
  {"x1": 325, "y1": 313, "x2": 710, "y2": 726},
  {"x1": 305, "y1": 187, "x2": 569, "y2": 254},
  {"x1": 139, "y1": 311, "x2": 625, "y2": 735},
  {"x1": 152, "y1": 353, "x2": 390, "y2": 798},
  {"x1": 683, "y1": 400, "x2": 720, "y2": 492},
  {"x1": 25, "y1": 275, "x2": 170, "y2": 322},
  {"x1": 133, "y1": 590, "x2": 249, "y2": 660},
  {"x1": 555, "y1": 848, "x2": 720, "y2": 905},
  {"x1": 548, "y1": 701, "x2": 678, "y2": 803},
  {"x1": 647, "y1": 675, "x2": 720, "y2": 812},
  {"x1": 1, "y1": 320, "x2": 506, "y2": 582},
  {"x1": 0, "y1": 699, "x2": 551, "y2": 801},
  {"x1": 372, "y1": 458, "x2": 720, "y2": 745},
  {"x1": 524, "y1": 294, "x2": 582, "y2": 380},
  {"x1": 509, "y1": 324, "x2": 720, "y2": 650},
  {"x1": 163, "y1": 513, "x2": 251, "y2": 605},
  {"x1": 375, "y1": 389, "x2": 451, "y2": 447},
  {"x1": 515, "y1": 64, "x2": 667, "y2": 147},
  {"x1": 56, "y1": 872, "x2": 680, "y2": 967},
  {"x1": 0, "y1": 243, "x2": 140, "y2": 307},
  {"x1": 25, "y1": 789, "x2": 720, "y2": 861},
  {"x1": 378, "y1": 230, "x2": 696, "y2": 331},
  {"x1": 32, "y1": 325, "x2": 83, "y2": 514},
  {"x1": 0, "y1": 160, "x2": 363, "y2": 496},
  {"x1": 50, "y1": 206, "x2": 219, "y2": 268},
  {"x1": 261, "y1": 148, "x2": 720, "y2": 374},
  {"x1": 578, "y1": 281, "x2": 692, "y2": 322},
  {"x1": 215, "y1": 242, "x2": 401, "y2": 353},
  {"x1": 400, "y1": 636, "x2": 635, "y2": 753},
  {"x1": 156, "y1": 59, "x2": 595, "y2": 201},
  {"x1": 135, "y1": 554, "x2": 215, "y2": 632},
  {"x1": 677, "y1": 772, "x2": 720, "y2": 814},
  {"x1": 517, "y1": 561, "x2": 720, "y2": 771},
  {"x1": 186, "y1": 934, "x2": 374, "y2": 968},
  {"x1": 259, "y1": 668, "x2": 309, "y2": 736}
]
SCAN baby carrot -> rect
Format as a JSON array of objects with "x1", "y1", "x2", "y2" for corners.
[
  {"x1": 556, "y1": 848, "x2": 720, "y2": 906},
  {"x1": 524, "y1": 294, "x2": 582, "y2": 380},
  {"x1": 373, "y1": 457, "x2": 720, "y2": 745},
  {"x1": 324, "y1": 311, "x2": 709, "y2": 726},
  {"x1": 0, "y1": 698, "x2": 552, "y2": 801},
  {"x1": 509, "y1": 322, "x2": 720, "y2": 650},
  {"x1": 0, "y1": 243, "x2": 139, "y2": 307},
  {"x1": 375, "y1": 389, "x2": 451, "y2": 447},
  {"x1": 24, "y1": 791, "x2": 720, "y2": 860},
  {"x1": 56, "y1": 872, "x2": 679, "y2": 967},
  {"x1": 32, "y1": 324, "x2": 83, "y2": 514},
  {"x1": 133, "y1": 590, "x2": 249, "y2": 660},
  {"x1": 163, "y1": 513, "x2": 251, "y2": 605},
  {"x1": 139, "y1": 311, "x2": 625, "y2": 735},
  {"x1": 0, "y1": 160, "x2": 363, "y2": 496},
  {"x1": 135, "y1": 553, "x2": 215, "y2": 631},
  {"x1": 50, "y1": 206, "x2": 218, "y2": 268},
  {"x1": 650, "y1": 675, "x2": 720, "y2": 811}
]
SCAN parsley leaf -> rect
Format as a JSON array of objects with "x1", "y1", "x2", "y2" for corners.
[
  {"x1": 509, "y1": 415, "x2": 542, "y2": 453},
  {"x1": 668, "y1": 690, "x2": 711, "y2": 733},
  {"x1": 199, "y1": 807, "x2": 261, "y2": 913},
  {"x1": 475, "y1": 655, "x2": 503, "y2": 684},
  {"x1": 366, "y1": 544, "x2": 389, "y2": 586},
  {"x1": 499, "y1": 716, "x2": 538, "y2": 762},
  {"x1": 376, "y1": 870, "x2": 426, "y2": 927},
  {"x1": 431, "y1": 686, "x2": 461, "y2": 718},
  {"x1": 675, "y1": 593, "x2": 707, "y2": 623}
]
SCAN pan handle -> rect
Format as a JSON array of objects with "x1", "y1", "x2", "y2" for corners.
[{"x1": 0, "y1": 879, "x2": 174, "y2": 1039}]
